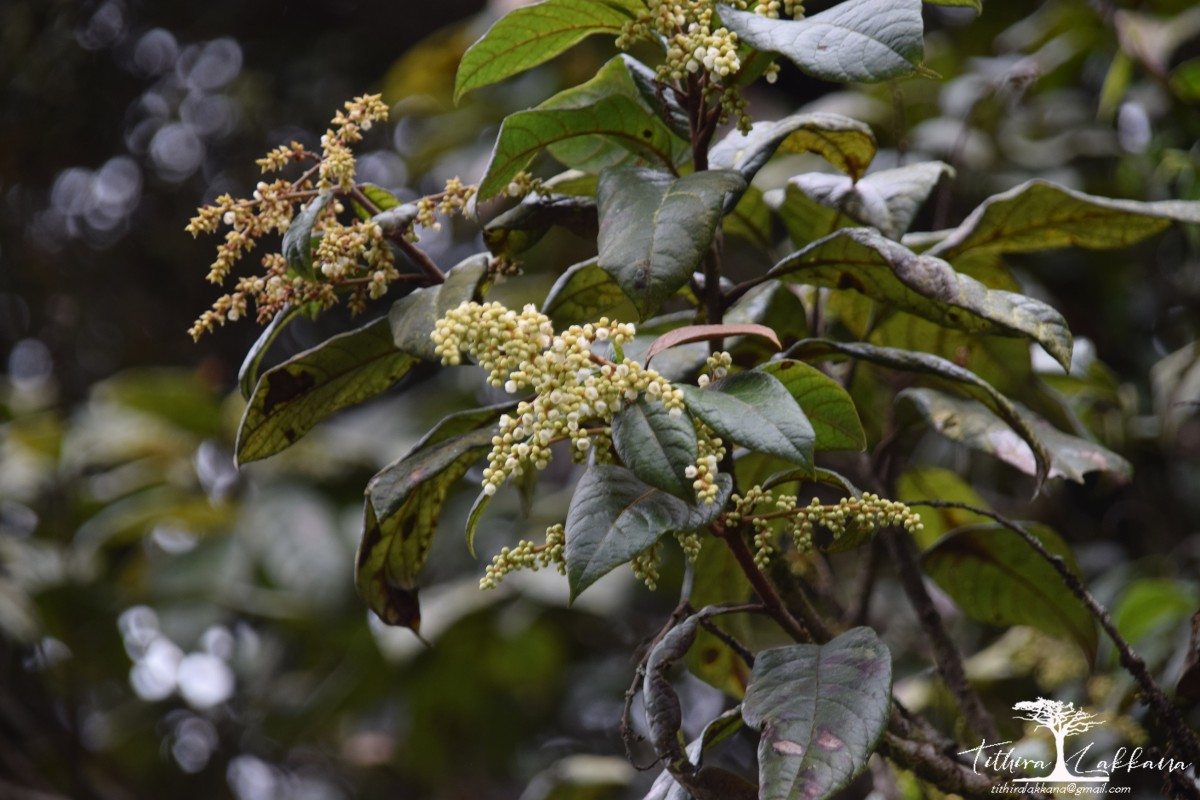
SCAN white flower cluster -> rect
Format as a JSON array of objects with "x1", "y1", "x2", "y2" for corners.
[
  {"x1": 479, "y1": 524, "x2": 566, "y2": 590},
  {"x1": 431, "y1": 302, "x2": 687, "y2": 496}
]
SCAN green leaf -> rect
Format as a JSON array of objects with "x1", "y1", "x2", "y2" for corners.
[
  {"x1": 742, "y1": 627, "x2": 892, "y2": 800},
  {"x1": 624, "y1": 54, "x2": 691, "y2": 140},
  {"x1": 895, "y1": 466, "x2": 991, "y2": 549},
  {"x1": 790, "y1": 161, "x2": 954, "y2": 240},
  {"x1": 454, "y1": 0, "x2": 636, "y2": 102},
  {"x1": 465, "y1": 489, "x2": 493, "y2": 559},
  {"x1": 596, "y1": 167, "x2": 745, "y2": 318},
  {"x1": 787, "y1": 338, "x2": 1052, "y2": 486},
  {"x1": 718, "y1": 0, "x2": 925, "y2": 84},
  {"x1": 677, "y1": 369, "x2": 815, "y2": 472},
  {"x1": 687, "y1": 546, "x2": 754, "y2": 697},
  {"x1": 236, "y1": 317, "x2": 419, "y2": 464},
  {"x1": 898, "y1": 387, "x2": 1132, "y2": 484},
  {"x1": 238, "y1": 305, "x2": 302, "y2": 400},
  {"x1": 928, "y1": 179, "x2": 1200, "y2": 262},
  {"x1": 389, "y1": 254, "x2": 492, "y2": 360},
  {"x1": 723, "y1": 185, "x2": 774, "y2": 249},
  {"x1": 479, "y1": 95, "x2": 685, "y2": 200},
  {"x1": 1112, "y1": 578, "x2": 1200, "y2": 648},
  {"x1": 564, "y1": 465, "x2": 729, "y2": 601},
  {"x1": 538, "y1": 56, "x2": 689, "y2": 175},
  {"x1": 356, "y1": 423, "x2": 497, "y2": 629},
  {"x1": 282, "y1": 192, "x2": 332, "y2": 280},
  {"x1": 542, "y1": 258, "x2": 638, "y2": 326},
  {"x1": 352, "y1": 183, "x2": 403, "y2": 222},
  {"x1": 710, "y1": 111, "x2": 877, "y2": 183},
  {"x1": 767, "y1": 227, "x2": 1074, "y2": 371},
  {"x1": 922, "y1": 523, "x2": 1098, "y2": 658},
  {"x1": 483, "y1": 194, "x2": 597, "y2": 259},
  {"x1": 924, "y1": 0, "x2": 981, "y2": 12},
  {"x1": 760, "y1": 360, "x2": 866, "y2": 452},
  {"x1": 611, "y1": 395, "x2": 698, "y2": 500},
  {"x1": 775, "y1": 182, "x2": 847, "y2": 248}
]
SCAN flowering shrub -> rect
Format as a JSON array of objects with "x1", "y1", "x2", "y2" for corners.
[{"x1": 191, "y1": 0, "x2": 1200, "y2": 797}]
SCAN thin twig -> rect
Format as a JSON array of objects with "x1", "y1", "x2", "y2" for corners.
[
  {"x1": 909, "y1": 500, "x2": 1200, "y2": 768},
  {"x1": 714, "y1": 521, "x2": 815, "y2": 643},
  {"x1": 348, "y1": 185, "x2": 445, "y2": 282}
]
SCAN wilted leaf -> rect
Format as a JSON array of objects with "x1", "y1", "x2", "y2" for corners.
[
  {"x1": 709, "y1": 111, "x2": 876, "y2": 184},
  {"x1": 596, "y1": 167, "x2": 745, "y2": 318},
  {"x1": 612, "y1": 396, "x2": 698, "y2": 501},
  {"x1": 929, "y1": 179, "x2": 1200, "y2": 261},
  {"x1": 389, "y1": 254, "x2": 491, "y2": 359},
  {"x1": 483, "y1": 194, "x2": 597, "y2": 259},
  {"x1": 787, "y1": 338, "x2": 1051, "y2": 486},
  {"x1": 742, "y1": 627, "x2": 892, "y2": 800},
  {"x1": 564, "y1": 465, "x2": 730, "y2": 600},
  {"x1": 282, "y1": 192, "x2": 333, "y2": 281},
  {"x1": 542, "y1": 258, "x2": 638, "y2": 326},
  {"x1": 454, "y1": 0, "x2": 635, "y2": 101},
  {"x1": 236, "y1": 318, "x2": 418, "y2": 464},
  {"x1": 789, "y1": 161, "x2": 954, "y2": 240},
  {"x1": 760, "y1": 360, "x2": 866, "y2": 452},
  {"x1": 923, "y1": 523, "x2": 1098, "y2": 658},
  {"x1": 644, "y1": 324, "x2": 780, "y2": 366},
  {"x1": 719, "y1": 0, "x2": 924, "y2": 84},
  {"x1": 898, "y1": 387, "x2": 1132, "y2": 483},
  {"x1": 678, "y1": 369, "x2": 815, "y2": 471},
  {"x1": 479, "y1": 95, "x2": 684, "y2": 200},
  {"x1": 645, "y1": 708, "x2": 749, "y2": 800}
]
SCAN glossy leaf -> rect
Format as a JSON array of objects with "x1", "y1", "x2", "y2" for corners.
[
  {"x1": 542, "y1": 258, "x2": 637, "y2": 326},
  {"x1": 767, "y1": 227, "x2": 1074, "y2": 371},
  {"x1": 787, "y1": 338, "x2": 1051, "y2": 486},
  {"x1": 236, "y1": 318, "x2": 418, "y2": 464},
  {"x1": 357, "y1": 424, "x2": 496, "y2": 629},
  {"x1": 923, "y1": 523, "x2": 1098, "y2": 658},
  {"x1": 564, "y1": 465, "x2": 729, "y2": 601},
  {"x1": 612, "y1": 396, "x2": 698, "y2": 500},
  {"x1": 789, "y1": 161, "x2": 954, "y2": 240},
  {"x1": 282, "y1": 192, "x2": 332, "y2": 281},
  {"x1": 760, "y1": 360, "x2": 866, "y2": 452},
  {"x1": 596, "y1": 167, "x2": 746, "y2": 318},
  {"x1": 454, "y1": 0, "x2": 635, "y2": 101},
  {"x1": 389, "y1": 254, "x2": 491, "y2": 360},
  {"x1": 709, "y1": 111, "x2": 876, "y2": 184},
  {"x1": 238, "y1": 305, "x2": 301, "y2": 400},
  {"x1": 677, "y1": 369, "x2": 815, "y2": 472},
  {"x1": 929, "y1": 179, "x2": 1200, "y2": 261},
  {"x1": 742, "y1": 627, "x2": 892, "y2": 800},
  {"x1": 479, "y1": 95, "x2": 683, "y2": 200},
  {"x1": 483, "y1": 194, "x2": 597, "y2": 259},
  {"x1": 644, "y1": 323, "x2": 780, "y2": 366},
  {"x1": 719, "y1": 0, "x2": 924, "y2": 84},
  {"x1": 898, "y1": 387, "x2": 1132, "y2": 484}
]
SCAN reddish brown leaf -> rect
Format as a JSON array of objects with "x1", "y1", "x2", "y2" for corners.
[{"x1": 644, "y1": 323, "x2": 781, "y2": 366}]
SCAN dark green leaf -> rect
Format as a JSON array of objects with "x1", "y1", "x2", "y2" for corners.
[
  {"x1": 898, "y1": 388, "x2": 1132, "y2": 484},
  {"x1": 624, "y1": 54, "x2": 691, "y2": 140},
  {"x1": 353, "y1": 183, "x2": 403, "y2": 222},
  {"x1": 479, "y1": 95, "x2": 685, "y2": 200},
  {"x1": 790, "y1": 161, "x2": 954, "y2": 240},
  {"x1": 742, "y1": 627, "x2": 892, "y2": 800},
  {"x1": 709, "y1": 111, "x2": 877, "y2": 184},
  {"x1": 677, "y1": 369, "x2": 815, "y2": 472},
  {"x1": 542, "y1": 258, "x2": 638, "y2": 326},
  {"x1": 767, "y1": 227, "x2": 1074, "y2": 371},
  {"x1": 596, "y1": 167, "x2": 745, "y2": 318},
  {"x1": 564, "y1": 465, "x2": 729, "y2": 600},
  {"x1": 389, "y1": 254, "x2": 492, "y2": 360},
  {"x1": 723, "y1": 185, "x2": 774, "y2": 249},
  {"x1": 282, "y1": 192, "x2": 332, "y2": 280},
  {"x1": 483, "y1": 194, "x2": 597, "y2": 259},
  {"x1": 612, "y1": 395, "x2": 698, "y2": 500},
  {"x1": 760, "y1": 360, "x2": 866, "y2": 452},
  {"x1": 238, "y1": 305, "x2": 301, "y2": 400},
  {"x1": 236, "y1": 317, "x2": 419, "y2": 464},
  {"x1": 719, "y1": 0, "x2": 925, "y2": 84},
  {"x1": 923, "y1": 523, "x2": 1098, "y2": 658},
  {"x1": 928, "y1": 179, "x2": 1200, "y2": 262},
  {"x1": 356, "y1": 425, "x2": 496, "y2": 629},
  {"x1": 454, "y1": 0, "x2": 636, "y2": 101},
  {"x1": 774, "y1": 182, "x2": 846, "y2": 248},
  {"x1": 787, "y1": 338, "x2": 1051, "y2": 486},
  {"x1": 465, "y1": 489, "x2": 493, "y2": 559}
]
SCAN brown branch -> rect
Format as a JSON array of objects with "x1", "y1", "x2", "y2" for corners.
[
  {"x1": 714, "y1": 520, "x2": 815, "y2": 643},
  {"x1": 910, "y1": 500, "x2": 1200, "y2": 768},
  {"x1": 885, "y1": 527, "x2": 1000, "y2": 743},
  {"x1": 348, "y1": 185, "x2": 445, "y2": 282}
]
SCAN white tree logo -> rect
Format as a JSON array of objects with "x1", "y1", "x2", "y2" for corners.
[{"x1": 1013, "y1": 698, "x2": 1109, "y2": 783}]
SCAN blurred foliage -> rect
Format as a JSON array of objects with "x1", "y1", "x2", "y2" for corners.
[{"x1": 2, "y1": 0, "x2": 1200, "y2": 798}]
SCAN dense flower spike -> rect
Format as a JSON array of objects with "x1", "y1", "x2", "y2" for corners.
[
  {"x1": 431, "y1": 301, "x2": 697, "y2": 497},
  {"x1": 479, "y1": 524, "x2": 566, "y2": 590}
]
